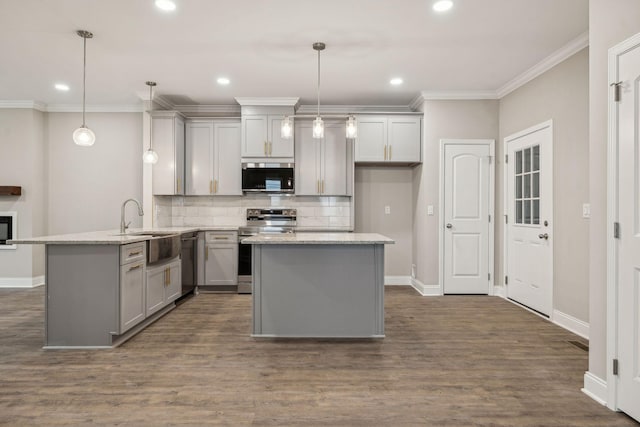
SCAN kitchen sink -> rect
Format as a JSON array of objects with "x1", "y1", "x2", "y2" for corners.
[{"x1": 116, "y1": 231, "x2": 181, "y2": 263}]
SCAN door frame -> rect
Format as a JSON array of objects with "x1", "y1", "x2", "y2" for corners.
[
  {"x1": 502, "y1": 120, "x2": 554, "y2": 311},
  {"x1": 606, "y1": 31, "x2": 640, "y2": 412},
  {"x1": 439, "y1": 139, "x2": 495, "y2": 295}
]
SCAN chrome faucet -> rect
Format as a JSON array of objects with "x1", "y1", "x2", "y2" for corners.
[{"x1": 120, "y1": 198, "x2": 144, "y2": 234}]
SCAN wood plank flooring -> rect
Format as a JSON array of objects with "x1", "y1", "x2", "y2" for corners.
[{"x1": 0, "y1": 286, "x2": 636, "y2": 426}]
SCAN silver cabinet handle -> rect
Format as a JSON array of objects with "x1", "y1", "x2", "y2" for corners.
[
  {"x1": 538, "y1": 233, "x2": 549, "y2": 240},
  {"x1": 446, "y1": 223, "x2": 453, "y2": 229}
]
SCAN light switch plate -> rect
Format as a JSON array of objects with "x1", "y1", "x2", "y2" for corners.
[
  {"x1": 582, "y1": 203, "x2": 591, "y2": 218},
  {"x1": 427, "y1": 205, "x2": 434, "y2": 216},
  {"x1": 385, "y1": 206, "x2": 391, "y2": 215}
]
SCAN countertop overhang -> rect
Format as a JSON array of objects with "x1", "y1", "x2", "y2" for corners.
[{"x1": 242, "y1": 232, "x2": 394, "y2": 245}]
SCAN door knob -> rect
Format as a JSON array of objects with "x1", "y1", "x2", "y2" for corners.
[
  {"x1": 538, "y1": 233, "x2": 549, "y2": 240},
  {"x1": 446, "y1": 223, "x2": 453, "y2": 229}
]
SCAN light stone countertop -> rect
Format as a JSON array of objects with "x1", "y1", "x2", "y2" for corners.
[
  {"x1": 9, "y1": 226, "x2": 238, "y2": 245},
  {"x1": 241, "y1": 232, "x2": 394, "y2": 245}
]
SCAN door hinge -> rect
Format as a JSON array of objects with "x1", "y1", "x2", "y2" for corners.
[
  {"x1": 611, "y1": 81, "x2": 622, "y2": 103},
  {"x1": 614, "y1": 222, "x2": 621, "y2": 239},
  {"x1": 488, "y1": 273, "x2": 491, "y2": 281},
  {"x1": 613, "y1": 358, "x2": 619, "y2": 376},
  {"x1": 489, "y1": 214, "x2": 492, "y2": 223},
  {"x1": 505, "y1": 215, "x2": 508, "y2": 224},
  {"x1": 505, "y1": 154, "x2": 508, "y2": 164},
  {"x1": 505, "y1": 275, "x2": 509, "y2": 285},
  {"x1": 487, "y1": 156, "x2": 492, "y2": 165}
]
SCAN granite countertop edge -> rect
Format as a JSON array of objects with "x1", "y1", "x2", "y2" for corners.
[{"x1": 242, "y1": 233, "x2": 394, "y2": 245}]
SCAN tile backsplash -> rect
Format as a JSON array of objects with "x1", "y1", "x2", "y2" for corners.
[{"x1": 154, "y1": 195, "x2": 352, "y2": 230}]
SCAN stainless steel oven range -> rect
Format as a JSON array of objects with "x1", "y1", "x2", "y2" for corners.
[{"x1": 237, "y1": 208, "x2": 296, "y2": 294}]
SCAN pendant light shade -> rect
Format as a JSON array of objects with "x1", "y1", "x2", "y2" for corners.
[
  {"x1": 143, "y1": 81, "x2": 158, "y2": 164},
  {"x1": 281, "y1": 116, "x2": 293, "y2": 139},
  {"x1": 346, "y1": 115, "x2": 357, "y2": 139},
  {"x1": 313, "y1": 117, "x2": 324, "y2": 139},
  {"x1": 73, "y1": 30, "x2": 95, "y2": 147}
]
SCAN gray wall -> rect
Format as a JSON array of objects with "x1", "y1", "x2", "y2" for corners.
[
  {"x1": 412, "y1": 100, "x2": 499, "y2": 286},
  {"x1": 45, "y1": 112, "x2": 143, "y2": 234},
  {"x1": 0, "y1": 109, "x2": 46, "y2": 281},
  {"x1": 355, "y1": 167, "x2": 413, "y2": 276},
  {"x1": 498, "y1": 48, "x2": 590, "y2": 322},
  {"x1": 588, "y1": 0, "x2": 640, "y2": 381}
]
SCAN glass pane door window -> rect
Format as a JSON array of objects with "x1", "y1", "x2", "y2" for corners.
[{"x1": 514, "y1": 145, "x2": 540, "y2": 225}]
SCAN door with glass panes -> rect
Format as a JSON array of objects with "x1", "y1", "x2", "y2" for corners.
[{"x1": 505, "y1": 121, "x2": 553, "y2": 316}]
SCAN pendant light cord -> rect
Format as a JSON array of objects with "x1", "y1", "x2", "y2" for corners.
[
  {"x1": 317, "y1": 48, "x2": 320, "y2": 117},
  {"x1": 149, "y1": 84, "x2": 153, "y2": 150},
  {"x1": 82, "y1": 34, "x2": 87, "y2": 127}
]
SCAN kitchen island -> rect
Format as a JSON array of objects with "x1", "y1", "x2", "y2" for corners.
[{"x1": 242, "y1": 233, "x2": 394, "y2": 338}]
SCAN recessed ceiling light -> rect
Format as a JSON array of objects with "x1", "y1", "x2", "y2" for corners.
[
  {"x1": 433, "y1": 0, "x2": 453, "y2": 12},
  {"x1": 390, "y1": 78, "x2": 403, "y2": 86},
  {"x1": 155, "y1": 0, "x2": 176, "y2": 12},
  {"x1": 217, "y1": 77, "x2": 230, "y2": 85},
  {"x1": 54, "y1": 83, "x2": 70, "y2": 91}
]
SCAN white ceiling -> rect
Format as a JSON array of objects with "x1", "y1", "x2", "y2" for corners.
[{"x1": 0, "y1": 0, "x2": 589, "y2": 108}]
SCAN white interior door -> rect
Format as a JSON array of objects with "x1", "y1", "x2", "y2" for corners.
[
  {"x1": 442, "y1": 141, "x2": 493, "y2": 294},
  {"x1": 505, "y1": 122, "x2": 553, "y2": 316},
  {"x1": 615, "y1": 36, "x2": 640, "y2": 422}
]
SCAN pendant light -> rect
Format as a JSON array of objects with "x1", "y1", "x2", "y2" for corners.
[
  {"x1": 312, "y1": 42, "x2": 325, "y2": 139},
  {"x1": 73, "y1": 30, "x2": 95, "y2": 146},
  {"x1": 143, "y1": 81, "x2": 159, "y2": 164},
  {"x1": 346, "y1": 115, "x2": 357, "y2": 139},
  {"x1": 281, "y1": 115, "x2": 293, "y2": 139}
]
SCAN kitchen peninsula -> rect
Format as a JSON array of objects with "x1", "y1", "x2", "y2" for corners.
[{"x1": 242, "y1": 233, "x2": 394, "y2": 338}]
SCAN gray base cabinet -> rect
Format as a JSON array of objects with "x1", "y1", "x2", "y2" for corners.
[
  {"x1": 198, "y1": 231, "x2": 238, "y2": 288},
  {"x1": 146, "y1": 257, "x2": 181, "y2": 317}
]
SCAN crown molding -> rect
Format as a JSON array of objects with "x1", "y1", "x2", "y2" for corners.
[
  {"x1": 45, "y1": 104, "x2": 143, "y2": 113},
  {"x1": 0, "y1": 100, "x2": 46, "y2": 111},
  {"x1": 496, "y1": 30, "x2": 589, "y2": 98},
  {"x1": 173, "y1": 104, "x2": 241, "y2": 115},
  {"x1": 418, "y1": 91, "x2": 500, "y2": 100},
  {"x1": 234, "y1": 97, "x2": 300, "y2": 107},
  {"x1": 296, "y1": 104, "x2": 415, "y2": 114}
]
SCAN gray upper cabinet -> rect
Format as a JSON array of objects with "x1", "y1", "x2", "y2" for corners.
[
  {"x1": 241, "y1": 114, "x2": 294, "y2": 160},
  {"x1": 295, "y1": 121, "x2": 350, "y2": 196},
  {"x1": 354, "y1": 115, "x2": 422, "y2": 164},
  {"x1": 152, "y1": 111, "x2": 185, "y2": 195},
  {"x1": 186, "y1": 119, "x2": 242, "y2": 196}
]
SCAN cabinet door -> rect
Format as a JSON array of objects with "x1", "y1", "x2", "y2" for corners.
[
  {"x1": 204, "y1": 243, "x2": 237, "y2": 286},
  {"x1": 214, "y1": 121, "x2": 242, "y2": 195},
  {"x1": 175, "y1": 116, "x2": 185, "y2": 194},
  {"x1": 388, "y1": 117, "x2": 421, "y2": 162},
  {"x1": 294, "y1": 122, "x2": 321, "y2": 195},
  {"x1": 242, "y1": 116, "x2": 268, "y2": 157},
  {"x1": 120, "y1": 261, "x2": 146, "y2": 333},
  {"x1": 165, "y1": 259, "x2": 182, "y2": 304},
  {"x1": 146, "y1": 265, "x2": 166, "y2": 316},
  {"x1": 152, "y1": 116, "x2": 177, "y2": 195},
  {"x1": 268, "y1": 115, "x2": 294, "y2": 158},
  {"x1": 354, "y1": 116, "x2": 387, "y2": 162},
  {"x1": 186, "y1": 121, "x2": 214, "y2": 195},
  {"x1": 321, "y1": 123, "x2": 348, "y2": 196}
]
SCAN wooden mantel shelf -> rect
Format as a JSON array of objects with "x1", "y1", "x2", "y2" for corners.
[{"x1": 0, "y1": 186, "x2": 22, "y2": 196}]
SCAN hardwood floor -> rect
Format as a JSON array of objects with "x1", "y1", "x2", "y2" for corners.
[{"x1": 0, "y1": 286, "x2": 636, "y2": 426}]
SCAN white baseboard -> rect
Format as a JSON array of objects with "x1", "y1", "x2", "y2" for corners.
[
  {"x1": 582, "y1": 372, "x2": 608, "y2": 406},
  {"x1": 410, "y1": 278, "x2": 442, "y2": 296},
  {"x1": 493, "y1": 285, "x2": 506, "y2": 298},
  {"x1": 385, "y1": 276, "x2": 412, "y2": 286},
  {"x1": 553, "y1": 309, "x2": 589, "y2": 340},
  {"x1": 0, "y1": 276, "x2": 45, "y2": 288}
]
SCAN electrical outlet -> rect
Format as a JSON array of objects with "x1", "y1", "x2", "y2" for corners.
[
  {"x1": 385, "y1": 206, "x2": 391, "y2": 215},
  {"x1": 427, "y1": 205, "x2": 434, "y2": 216},
  {"x1": 582, "y1": 203, "x2": 591, "y2": 219}
]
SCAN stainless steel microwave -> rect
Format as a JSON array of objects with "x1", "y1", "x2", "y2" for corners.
[{"x1": 242, "y1": 163, "x2": 294, "y2": 193}]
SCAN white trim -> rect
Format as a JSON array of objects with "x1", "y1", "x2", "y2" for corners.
[
  {"x1": 172, "y1": 104, "x2": 241, "y2": 115},
  {"x1": 384, "y1": 276, "x2": 412, "y2": 286},
  {"x1": 0, "y1": 211, "x2": 17, "y2": 250},
  {"x1": 419, "y1": 90, "x2": 499, "y2": 100},
  {"x1": 46, "y1": 104, "x2": 143, "y2": 113},
  {"x1": 439, "y1": 139, "x2": 495, "y2": 296},
  {"x1": 410, "y1": 278, "x2": 442, "y2": 296},
  {"x1": 409, "y1": 94, "x2": 426, "y2": 111},
  {"x1": 503, "y1": 120, "x2": 554, "y2": 317},
  {"x1": 582, "y1": 372, "x2": 608, "y2": 406},
  {"x1": 296, "y1": 104, "x2": 417, "y2": 114},
  {"x1": 496, "y1": 31, "x2": 589, "y2": 98},
  {"x1": 234, "y1": 97, "x2": 300, "y2": 107},
  {"x1": 0, "y1": 275, "x2": 45, "y2": 288},
  {"x1": 493, "y1": 286, "x2": 506, "y2": 298},
  {"x1": 0, "y1": 100, "x2": 46, "y2": 111},
  {"x1": 552, "y1": 309, "x2": 589, "y2": 340},
  {"x1": 605, "y1": 30, "x2": 640, "y2": 413}
]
